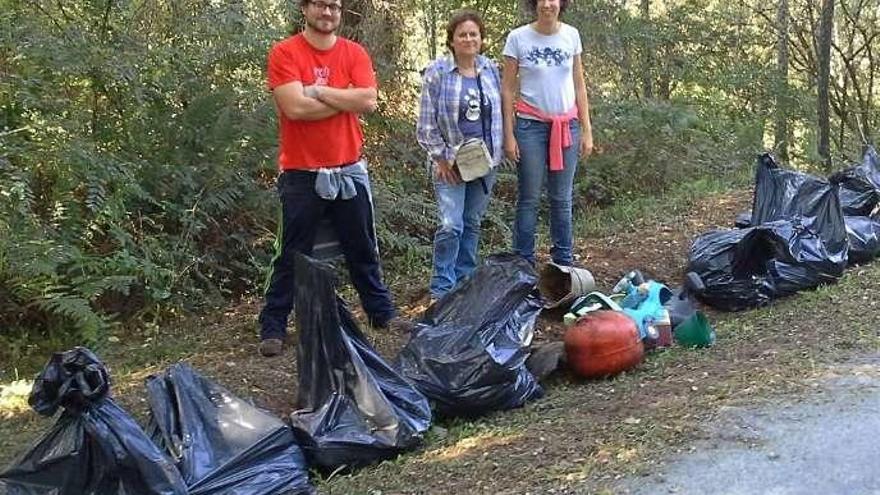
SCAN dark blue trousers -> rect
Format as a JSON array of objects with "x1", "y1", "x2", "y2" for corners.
[{"x1": 258, "y1": 170, "x2": 396, "y2": 340}]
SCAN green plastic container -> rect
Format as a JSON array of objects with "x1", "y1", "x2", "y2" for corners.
[{"x1": 673, "y1": 311, "x2": 715, "y2": 348}]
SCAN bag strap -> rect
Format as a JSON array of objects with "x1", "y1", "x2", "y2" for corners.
[
  {"x1": 478, "y1": 177, "x2": 489, "y2": 194},
  {"x1": 475, "y1": 72, "x2": 489, "y2": 143},
  {"x1": 475, "y1": 69, "x2": 491, "y2": 195}
]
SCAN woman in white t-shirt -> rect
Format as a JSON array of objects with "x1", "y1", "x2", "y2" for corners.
[{"x1": 501, "y1": 0, "x2": 593, "y2": 266}]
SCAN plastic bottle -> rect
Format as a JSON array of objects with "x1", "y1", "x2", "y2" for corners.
[
  {"x1": 621, "y1": 281, "x2": 673, "y2": 343},
  {"x1": 644, "y1": 309, "x2": 672, "y2": 350},
  {"x1": 612, "y1": 270, "x2": 645, "y2": 295},
  {"x1": 655, "y1": 308, "x2": 673, "y2": 347}
]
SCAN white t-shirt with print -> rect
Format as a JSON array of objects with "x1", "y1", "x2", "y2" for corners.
[{"x1": 503, "y1": 23, "x2": 582, "y2": 115}]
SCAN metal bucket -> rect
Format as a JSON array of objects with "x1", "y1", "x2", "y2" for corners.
[{"x1": 539, "y1": 262, "x2": 596, "y2": 309}]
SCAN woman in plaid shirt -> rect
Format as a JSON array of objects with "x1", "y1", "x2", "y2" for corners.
[{"x1": 416, "y1": 10, "x2": 504, "y2": 300}]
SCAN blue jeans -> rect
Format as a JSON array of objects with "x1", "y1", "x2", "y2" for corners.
[
  {"x1": 513, "y1": 117, "x2": 581, "y2": 265},
  {"x1": 430, "y1": 170, "x2": 496, "y2": 298}
]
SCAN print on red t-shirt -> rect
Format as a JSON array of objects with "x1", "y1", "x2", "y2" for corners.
[{"x1": 267, "y1": 34, "x2": 377, "y2": 170}]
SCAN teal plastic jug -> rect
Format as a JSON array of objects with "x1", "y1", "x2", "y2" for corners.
[{"x1": 620, "y1": 281, "x2": 672, "y2": 341}]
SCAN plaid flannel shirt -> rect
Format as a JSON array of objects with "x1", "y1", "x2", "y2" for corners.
[{"x1": 416, "y1": 54, "x2": 504, "y2": 170}]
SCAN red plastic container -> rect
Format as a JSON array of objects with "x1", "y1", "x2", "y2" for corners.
[
  {"x1": 644, "y1": 321, "x2": 673, "y2": 350},
  {"x1": 564, "y1": 310, "x2": 644, "y2": 378}
]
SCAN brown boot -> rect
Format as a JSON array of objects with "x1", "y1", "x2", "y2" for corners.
[
  {"x1": 382, "y1": 316, "x2": 416, "y2": 334},
  {"x1": 259, "y1": 338, "x2": 284, "y2": 357}
]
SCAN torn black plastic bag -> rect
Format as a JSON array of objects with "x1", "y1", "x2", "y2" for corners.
[
  {"x1": 145, "y1": 363, "x2": 313, "y2": 495},
  {"x1": 396, "y1": 254, "x2": 544, "y2": 418},
  {"x1": 845, "y1": 215, "x2": 880, "y2": 264},
  {"x1": 0, "y1": 347, "x2": 187, "y2": 495},
  {"x1": 751, "y1": 153, "x2": 848, "y2": 274},
  {"x1": 832, "y1": 146, "x2": 880, "y2": 216},
  {"x1": 689, "y1": 154, "x2": 848, "y2": 310},
  {"x1": 687, "y1": 227, "x2": 775, "y2": 311},
  {"x1": 736, "y1": 211, "x2": 880, "y2": 264},
  {"x1": 758, "y1": 217, "x2": 846, "y2": 295},
  {"x1": 751, "y1": 153, "x2": 849, "y2": 251},
  {"x1": 290, "y1": 253, "x2": 431, "y2": 472},
  {"x1": 833, "y1": 147, "x2": 880, "y2": 263},
  {"x1": 688, "y1": 217, "x2": 844, "y2": 311}
]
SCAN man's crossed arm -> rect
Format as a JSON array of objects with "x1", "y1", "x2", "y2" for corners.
[{"x1": 274, "y1": 81, "x2": 377, "y2": 121}]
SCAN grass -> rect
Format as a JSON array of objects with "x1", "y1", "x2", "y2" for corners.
[
  {"x1": 577, "y1": 170, "x2": 752, "y2": 238},
  {"x1": 319, "y1": 260, "x2": 880, "y2": 493},
  {"x1": 2, "y1": 170, "x2": 878, "y2": 494}
]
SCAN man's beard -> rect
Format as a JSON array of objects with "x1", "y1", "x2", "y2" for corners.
[{"x1": 306, "y1": 17, "x2": 336, "y2": 34}]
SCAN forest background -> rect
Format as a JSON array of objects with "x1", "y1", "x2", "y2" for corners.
[{"x1": 0, "y1": 0, "x2": 875, "y2": 371}]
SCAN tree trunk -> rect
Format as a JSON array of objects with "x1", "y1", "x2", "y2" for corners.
[
  {"x1": 774, "y1": 0, "x2": 789, "y2": 162},
  {"x1": 428, "y1": 0, "x2": 437, "y2": 60},
  {"x1": 816, "y1": 0, "x2": 835, "y2": 170},
  {"x1": 641, "y1": 0, "x2": 653, "y2": 99}
]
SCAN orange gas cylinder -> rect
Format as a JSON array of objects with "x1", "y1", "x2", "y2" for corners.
[{"x1": 564, "y1": 310, "x2": 644, "y2": 378}]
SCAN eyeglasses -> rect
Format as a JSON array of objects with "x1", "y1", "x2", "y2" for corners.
[{"x1": 308, "y1": 0, "x2": 342, "y2": 13}]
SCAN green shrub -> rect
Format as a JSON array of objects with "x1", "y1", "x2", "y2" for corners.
[{"x1": 577, "y1": 98, "x2": 759, "y2": 207}]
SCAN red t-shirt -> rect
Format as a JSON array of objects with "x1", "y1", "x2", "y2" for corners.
[{"x1": 267, "y1": 34, "x2": 377, "y2": 170}]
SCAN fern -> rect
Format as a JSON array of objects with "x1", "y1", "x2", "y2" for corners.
[
  {"x1": 74, "y1": 275, "x2": 138, "y2": 300},
  {"x1": 33, "y1": 294, "x2": 107, "y2": 344}
]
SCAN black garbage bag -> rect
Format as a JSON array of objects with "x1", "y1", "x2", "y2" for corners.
[
  {"x1": 145, "y1": 363, "x2": 313, "y2": 495},
  {"x1": 689, "y1": 154, "x2": 848, "y2": 311},
  {"x1": 689, "y1": 217, "x2": 847, "y2": 311},
  {"x1": 689, "y1": 218, "x2": 843, "y2": 311},
  {"x1": 844, "y1": 215, "x2": 880, "y2": 264},
  {"x1": 751, "y1": 154, "x2": 849, "y2": 255},
  {"x1": 734, "y1": 211, "x2": 752, "y2": 229},
  {"x1": 736, "y1": 213, "x2": 880, "y2": 264},
  {"x1": 0, "y1": 348, "x2": 187, "y2": 495},
  {"x1": 687, "y1": 226, "x2": 776, "y2": 311},
  {"x1": 832, "y1": 146, "x2": 880, "y2": 216},
  {"x1": 751, "y1": 153, "x2": 849, "y2": 277},
  {"x1": 758, "y1": 217, "x2": 847, "y2": 295},
  {"x1": 395, "y1": 254, "x2": 544, "y2": 418},
  {"x1": 290, "y1": 253, "x2": 431, "y2": 472}
]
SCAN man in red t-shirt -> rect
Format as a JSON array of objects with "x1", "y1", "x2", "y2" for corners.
[{"x1": 258, "y1": 0, "x2": 412, "y2": 357}]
